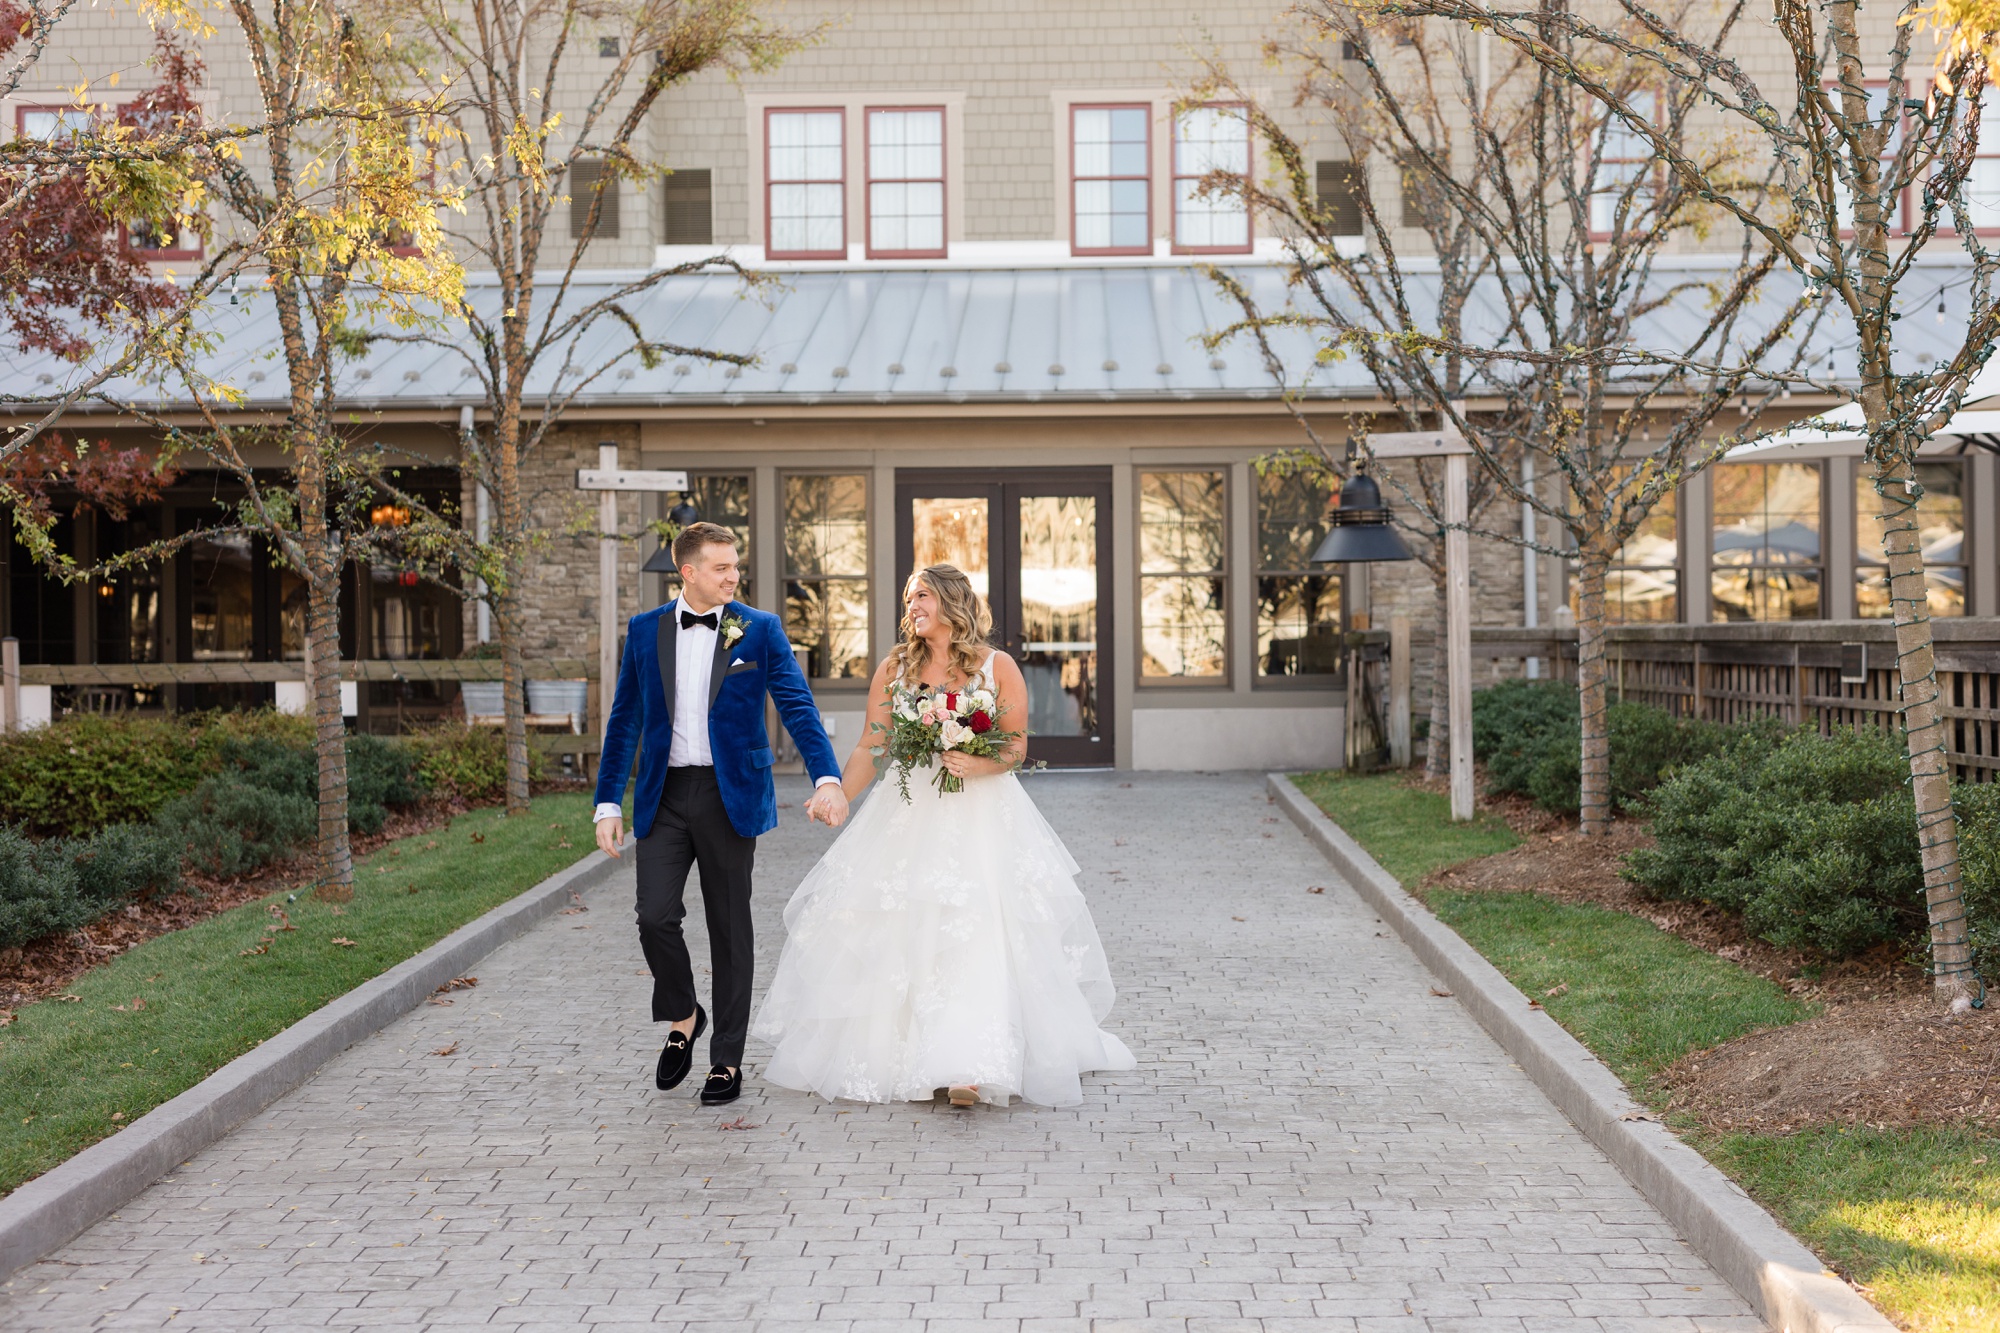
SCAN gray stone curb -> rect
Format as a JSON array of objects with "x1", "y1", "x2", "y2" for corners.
[
  {"x1": 0, "y1": 846, "x2": 622, "y2": 1284},
  {"x1": 1269, "y1": 773, "x2": 1894, "y2": 1333}
]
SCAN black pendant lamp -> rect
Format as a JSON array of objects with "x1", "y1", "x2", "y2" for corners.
[
  {"x1": 1309, "y1": 470, "x2": 1415, "y2": 564},
  {"x1": 641, "y1": 497, "x2": 703, "y2": 572}
]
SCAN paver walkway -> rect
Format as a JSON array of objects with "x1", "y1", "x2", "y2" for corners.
[{"x1": 0, "y1": 772, "x2": 1763, "y2": 1332}]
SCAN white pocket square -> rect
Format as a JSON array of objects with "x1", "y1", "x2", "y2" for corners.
[{"x1": 730, "y1": 657, "x2": 747, "y2": 666}]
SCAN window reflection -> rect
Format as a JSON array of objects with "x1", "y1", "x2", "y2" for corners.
[
  {"x1": 1710, "y1": 462, "x2": 1823, "y2": 621},
  {"x1": 660, "y1": 475, "x2": 752, "y2": 604},
  {"x1": 1856, "y1": 463, "x2": 1966, "y2": 618},
  {"x1": 783, "y1": 474, "x2": 871, "y2": 679},
  {"x1": 187, "y1": 534, "x2": 256, "y2": 660},
  {"x1": 910, "y1": 497, "x2": 989, "y2": 598},
  {"x1": 1257, "y1": 471, "x2": 1341, "y2": 676},
  {"x1": 1017, "y1": 494, "x2": 1098, "y2": 738},
  {"x1": 1572, "y1": 471, "x2": 1678, "y2": 623},
  {"x1": 1139, "y1": 471, "x2": 1225, "y2": 677}
]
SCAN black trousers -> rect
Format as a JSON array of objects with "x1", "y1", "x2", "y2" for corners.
[{"x1": 634, "y1": 766, "x2": 757, "y2": 1066}]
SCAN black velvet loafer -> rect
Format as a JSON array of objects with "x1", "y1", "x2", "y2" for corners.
[
  {"x1": 655, "y1": 1004, "x2": 706, "y2": 1091},
  {"x1": 698, "y1": 1064, "x2": 741, "y2": 1106}
]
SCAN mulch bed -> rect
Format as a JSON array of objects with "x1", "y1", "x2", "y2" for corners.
[
  {"x1": 1402, "y1": 770, "x2": 2000, "y2": 1133},
  {"x1": 0, "y1": 780, "x2": 591, "y2": 1021}
]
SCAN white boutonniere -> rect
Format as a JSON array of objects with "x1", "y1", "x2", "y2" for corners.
[{"x1": 720, "y1": 613, "x2": 747, "y2": 648}]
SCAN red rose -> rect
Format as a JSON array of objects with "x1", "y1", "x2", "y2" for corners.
[
  {"x1": 968, "y1": 710, "x2": 993, "y2": 734},
  {"x1": 943, "y1": 691, "x2": 958, "y2": 711}
]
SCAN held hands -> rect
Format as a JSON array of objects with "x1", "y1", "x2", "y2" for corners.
[
  {"x1": 594, "y1": 816, "x2": 626, "y2": 859},
  {"x1": 805, "y1": 785, "x2": 850, "y2": 828}
]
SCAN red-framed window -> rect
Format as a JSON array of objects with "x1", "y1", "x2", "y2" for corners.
[
  {"x1": 766, "y1": 107, "x2": 845, "y2": 259},
  {"x1": 1071, "y1": 103, "x2": 1150, "y2": 256},
  {"x1": 16, "y1": 103, "x2": 94, "y2": 141},
  {"x1": 865, "y1": 106, "x2": 945, "y2": 259},
  {"x1": 1172, "y1": 103, "x2": 1251, "y2": 253},
  {"x1": 116, "y1": 100, "x2": 204, "y2": 261},
  {"x1": 1943, "y1": 94, "x2": 2000, "y2": 234},
  {"x1": 1826, "y1": 80, "x2": 1910, "y2": 237},
  {"x1": 1586, "y1": 89, "x2": 1659, "y2": 239}
]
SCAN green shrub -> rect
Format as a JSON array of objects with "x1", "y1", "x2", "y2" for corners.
[
  {"x1": 1623, "y1": 725, "x2": 1925, "y2": 959},
  {"x1": 0, "y1": 822, "x2": 182, "y2": 950},
  {"x1": 1470, "y1": 679, "x2": 1736, "y2": 814},
  {"x1": 403, "y1": 721, "x2": 541, "y2": 801},
  {"x1": 153, "y1": 772, "x2": 315, "y2": 878},
  {"x1": 0, "y1": 715, "x2": 212, "y2": 837},
  {"x1": 1948, "y1": 783, "x2": 2000, "y2": 977},
  {"x1": 346, "y1": 735, "x2": 425, "y2": 834}
]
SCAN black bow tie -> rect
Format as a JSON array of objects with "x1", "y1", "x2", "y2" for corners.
[{"x1": 680, "y1": 610, "x2": 719, "y2": 632}]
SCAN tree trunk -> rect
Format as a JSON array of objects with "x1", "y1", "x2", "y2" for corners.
[
  {"x1": 499, "y1": 597, "x2": 530, "y2": 812},
  {"x1": 1870, "y1": 454, "x2": 1975, "y2": 1004},
  {"x1": 297, "y1": 455, "x2": 354, "y2": 901},
  {"x1": 1574, "y1": 550, "x2": 1612, "y2": 837},
  {"x1": 1424, "y1": 570, "x2": 1451, "y2": 780}
]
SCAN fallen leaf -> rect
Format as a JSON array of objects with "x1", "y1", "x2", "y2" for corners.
[
  {"x1": 1308, "y1": 886, "x2": 1326, "y2": 894},
  {"x1": 238, "y1": 942, "x2": 269, "y2": 957},
  {"x1": 434, "y1": 976, "x2": 477, "y2": 993},
  {"x1": 58, "y1": 994, "x2": 80, "y2": 1003},
  {"x1": 330, "y1": 937, "x2": 357, "y2": 948},
  {"x1": 111, "y1": 1112, "x2": 125, "y2": 1121},
  {"x1": 1428, "y1": 987, "x2": 1453, "y2": 998},
  {"x1": 470, "y1": 832, "x2": 486, "y2": 844},
  {"x1": 1231, "y1": 916, "x2": 1246, "y2": 922},
  {"x1": 718, "y1": 1117, "x2": 755, "y2": 1131},
  {"x1": 1527, "y1": 999, "x2": 1545, "y2": 1010},
  {"x1": 431, "y1": 1042, "x2": 459, "y2": 1057},
  {"x1": 0, "y1": 1009, "x2": 13, "y2": 1027},
  {"x1": 1118, "y1": 782, "x2": 1132, "y2": 788},
  {"x1": 427, "y1": 996, "x2": 455, "y2": 1006},
  {"x1": 548, "y1": 822, "x2": 561, "y2": 830},
  {"x1": 1545, "y1": 982, "x2": 1569, "y2": 998},
  {"x1": 423, "y1": 840, "x2": 439, "y2": 850},
  {"x1": 1621, "y1": 1110, "x2": 1660, "y2": 1122}
]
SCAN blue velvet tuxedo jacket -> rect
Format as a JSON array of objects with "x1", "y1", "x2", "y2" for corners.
[{"x1": 592, "y1": 600, "x2": 842, "y2": 840}]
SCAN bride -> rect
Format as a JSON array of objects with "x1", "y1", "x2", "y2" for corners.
[{"x1": 751, "y1": 563, "x2": 1136, "y2": 1108}]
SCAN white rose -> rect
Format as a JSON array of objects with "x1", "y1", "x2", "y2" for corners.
[
  {"x1": 939, "y1": 718, "x2": 969, "y2": 748},
  {"x1": 898, "y1": 706, "x2": 920, "y2": 722},
  {"x1": 972, "y1": 689, "x2": 995, "y2": 709}
]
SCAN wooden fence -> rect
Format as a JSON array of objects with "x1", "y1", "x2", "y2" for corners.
[{"x1": 1368, "y1": 620, "x2": 2000, "y2": 782}]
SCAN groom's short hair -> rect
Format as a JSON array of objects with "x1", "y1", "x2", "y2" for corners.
[{"x1": 672, "y1": 521, "x2": 737, "y2": 571}]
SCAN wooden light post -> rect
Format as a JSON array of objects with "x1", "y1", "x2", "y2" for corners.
[{"x1": 575, "y1": 447, "x2": 687, "y2": 736}]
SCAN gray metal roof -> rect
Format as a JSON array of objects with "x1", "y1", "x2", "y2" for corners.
[{"x1": 4, "y1": 258, "x2": 1975, "y2": 413}]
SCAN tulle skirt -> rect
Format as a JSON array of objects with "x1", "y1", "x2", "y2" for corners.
[{"x1": 751, "y1": 769, "x2": 1136, "y2": 1106}]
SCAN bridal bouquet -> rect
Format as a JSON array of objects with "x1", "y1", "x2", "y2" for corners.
[{"x1": 872, "y1": 681, "x2": 1021, "y2": 800}]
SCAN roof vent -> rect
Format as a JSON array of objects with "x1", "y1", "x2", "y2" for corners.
[
  {"x1": 249, "y1": 371, "x2": 266, "y2": 383},
  {"x1": 355, "y1": 369, "x2": 372, "y2": 380},
  {"x1": 939, "y1": 365, "x2": 957, "y2": 378},
  {"x1": 405, "y1": 370, "x2": 422, "y2": 381},
  {"x1": 724, "y1": 365, "x2": 741, "y2": 378},
  {"x1": 1209, "y1": 356, "x2": 1227, "y2": 370},
  {"x1": 1102, "y1": 359, "x2": 1119, "y2": 372},
  {"x1": 617, "y1": 368, "x2": 634, "y2": 379},
  {"x1": 887, "y1": 362, "x2": 904, "y2": 375},
  {"x1": 674, "y1": 364, "x2": 690, "y2": 375},
  {"x1": 831, "y1": 366, "x2": 849, "y2": 378},
  {"x1": 35, "y1": 373, "x2": 52, "y2": 385},
  {"x1": 994, "y1": 361, "x2": 1011, "y2": 374},
  {"x1": 779, "y1": 362, "x2": 797, "y2": 374},
  {"x1": 1156, "y1": 362, "x2": 1173, "y2": 374},
  {"x1": 1048, "y1": 363, "x2": 1065, "y2": 376}
]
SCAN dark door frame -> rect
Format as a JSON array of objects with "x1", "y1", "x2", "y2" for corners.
[{"x1": 894, "y1": 467, "x2": 1114, "y2": 767}]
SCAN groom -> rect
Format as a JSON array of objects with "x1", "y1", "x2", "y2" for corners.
[{"x1": 592, "y1": 522, "x2": 848, "y2": 1107}]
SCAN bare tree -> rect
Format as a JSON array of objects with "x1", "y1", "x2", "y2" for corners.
[
  {"x1": 1382, "y1": 0, "x2": 1997, "y2": 1007},
  {"x1": 370, "y1": 0, "x2": 808, "y2": 812},
  {"x1": 1206, "y1": 0, "x2": 1818, "y2": 832}
]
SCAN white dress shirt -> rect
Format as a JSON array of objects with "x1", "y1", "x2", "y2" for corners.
[{"x1": 594, "y1": 598, "x2": 838, "y2": 823}]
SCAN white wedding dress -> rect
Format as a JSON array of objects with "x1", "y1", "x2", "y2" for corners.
[{"x1": 751, "y1": 655, "x2": 1136, "y2": 1107}]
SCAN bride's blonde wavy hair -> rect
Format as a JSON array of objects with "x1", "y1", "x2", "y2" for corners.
[{"x1": 887, "y1": 563, "x2": 993, "y2": 686}]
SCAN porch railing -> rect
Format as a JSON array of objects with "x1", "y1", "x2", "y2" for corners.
[{"x1": 1370, "y1": 618, "x2": 2000, "y2": 782}]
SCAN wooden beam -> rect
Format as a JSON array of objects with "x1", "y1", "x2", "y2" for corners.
[
  {"x1": 1445, "y1": 452, "x2": 1474, "y2": 821},
  {"x1": 17, "y1": 659, "x2": 594, "y2": 686}
]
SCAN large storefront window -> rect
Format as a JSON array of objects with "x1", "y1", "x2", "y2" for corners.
[
  {"x1": 783, "y1": 474, "x2": 871, "y2": 679},
  {"x1": 1856, "y1": 462, "x2": 1966, "y2": 618},
  {"x1": 1711, "y1": 462, "x2": 1823, "y2": 621},
  {"x1": 187, "y1": 534, "x2": 256, "y2": 660},
  {"x1": 1257, "y1": 471, "x2": 1341, "y2": 677},
  {"x1": 1139, "y1": 470, "x2": 1225, "y2": 678}
]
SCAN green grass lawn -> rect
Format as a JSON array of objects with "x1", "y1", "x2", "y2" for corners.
[
  {"x1": 1293, "y1": 770, "x2": 1998, "y2": 1333},
  {"x1": 0, "y1": 792, "x2": 595, "y2": 1199}
]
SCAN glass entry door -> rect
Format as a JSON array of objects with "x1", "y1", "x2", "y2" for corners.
[{"x1": 896, "y1": 470, "x2": 1113, "y2": 767}]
